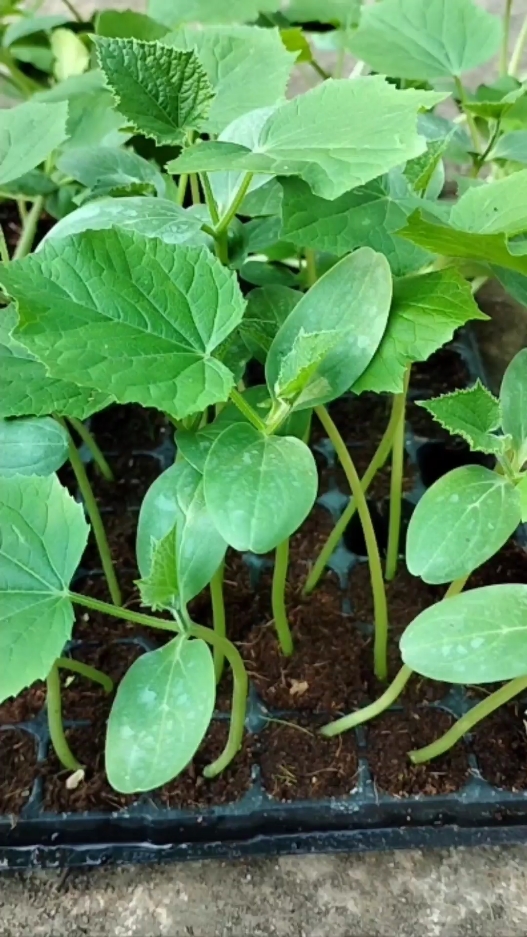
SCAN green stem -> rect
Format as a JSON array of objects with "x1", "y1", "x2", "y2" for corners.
[
  {"x1": 200, "y1": 172, "x2": 220, "y2": 226},
  {"x1": 315, "y1": 405, "x2": 389, "y2": 681},
  {"x1": 13, "y1": 196, "x2": 44, "y2": 260},
  {"x1": 67, "y1": 417, "x2": 114, "y2": 482},
  {"x1": 0, "y1": 49, "x2": 39, "y2": 97},
  {"x1": 0, "y1": 228, "x2": 9, "y2": 264},
  {"x1": 509, "y1": 13, "x2": 527, "y2": 75},
  {"x1": 309, "y1": 58, "x2": 330, "y2": 80},
  {"x1": 304, "y1": 249, "x2": 317, "y2": 288},
  {"x1": 61, "y1": 0, "x2": 83, "y2": 21},
  {"x1": 69, "y1": 592, "x2": 248, "y2": 779},
  {"x1": 177, "y1": 174, "x2": 189, "y2": 206},
  {"x1": 385, "y1": 369, "x2": 410, "y2": 582},
  {"x1": 454, "y1": 76, "x2": 481, "y2": 155},
  {"x1": 272, "y1": 539, "x2": 293, "y2": 656},
  {"x1": 61, "y1": 422, "x2": 122, "y2": 607},
  {"x1": 410, "y1": 674, "x2": 527, "y2": 764},
  {"x1": 190, "y1": 173, "x2": 201, "y2": 205},
  {"x1": 17, "y1": 200, "x2": 27, "y2": 224},
  {"x1": 46, "y1": 662, "x2": 82, "y2": 772},
  {"x1": 210, "y1": 561, "x2": 226, "y2": 682},
  {"x1": 56, "y1": 657, "x2": 113, "y2": 694},
  {"x1": 501, "y1": 0, "x2": 514, "y2": 75},
  {"x1": 229, "y1": 387, "x2": 267, "y2": 432},
  {"x1": 321, "y1": 665, "x2": 413, "y2": 737},
  {"x1": 303, "y1": 393, "x2": 404, "y2": 595},
  {"x1": 215, "y1": 172, "x2": 253, "y2": 236}
]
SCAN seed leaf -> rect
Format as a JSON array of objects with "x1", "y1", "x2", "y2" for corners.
[
  {"x1": 490, "y1": 131, "x2": 527, "y2": 165},
  {"x1": 168, "y1": 78, "x2": 446, "y2": 200},
  {"x1": 148, "y1": 0, "x2": 281, "y2": 27},
  {"x1": 106, "y1": 636, "x2": 215, "y2": 793},
  {"x1": 267, "y1": 248, "x2": 392, "y2": 410},
  {"x1": 95, "y1": 10, "x2": 170, "y2": 41},
  {"x1": 449, "y1": 170, "x2": 527, "y2": 236},
  {"x1": 500, "y1": 349, "x2": 527, "y2": 468},
  {"x1": 418, "y1": 382, "x2": 505, "y2": 455},
  {"x1": 400, "y1": 584, "x2": 527, "y2": 683},
  {"x1": 95, "y1": 37, "x2": 214, "y2": 144},
  {"x1": 353, "y1": 271, "x2": 487, "y2": 395},
  {"x1": 203, "y1": 422, "x2": 318, "y2": 552},
  {"x1": 136, "y1": 523, "x2": 179, "y2": 612},
  {"x1": 0, "y1": 417, "x2": 69, "y2": 477},
  {"x1": 0, "y1": 100, "x2": 68, "y2": 186},
  {"x1": 348, "y1": 0, "x2": 501, "y2": 80},
  {"x1": 241, "y1": 286, "x2": 302, "y2": 363},
  {"x1": 165, "y1": 26, "x2": 296, "y2": 134},
  {"x1": 0, "y1": 306, "x2": 110, "y2": 420},
  {"x1": 0, "y1": 232, "x2": 246, "y2": 421},
  {"x1": 56, "y1": 145, "x2": 166, "y2": 200},
  {"x1": 0, "y1": 474, "x2": 89, "y2": 702},
  {"x1": 137, "y1": 461, "x2": 226, "y2": 605},
  {"x1": 406, "y1": 465, "x2": 521, "y2": 585}
]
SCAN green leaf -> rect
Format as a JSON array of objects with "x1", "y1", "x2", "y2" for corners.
[
  {"x1": 136, "y1": 460, "x2": 226, "y2": 604},
  {"x1": 95, "y1": 10, "x2": 170, "y2": 41},
  {"x1": 3, "y1": 13, "x2": 69, "y2": 46},
  {"x1": 353, "y1": 271, "x2": 488, "y2": 395},
  {"x1": 280, "y1": 174, "x2": 431, "y2": 276},
  {"x1": 95, "y1": 37, "x2": 214, "y2": 146},
  {"x1": 400, "y1": 584, "x2": 527, "y2": 683},
  {"x1": 404, "y1": 136, "x2": 451, "y2": 195},
  {"x1": 465, "y1": 84, "x2": 525, "y2": 121},
  {"x1": 516, "y1": 475, "x2": 527, "y2": 522},
  {"x1": 489, "y1": 131, "x2": 527, "y2": 165},
  {"x1": 241, "y1": 286, "x2": 301, "y2": 363},
  {"x1": 51, "y1": 28, "x2": 89, "y2": 82},
  {"x1": 348, "y1": 0, "x2": 501, "y2": 80},
  {"x1": 283, "y1": 0, "x2": 361, "y2": 25},
  {"x1": 0, "y1": 232, "x2": 246, "y2": 421},
  {"x1": 203, "y1": 422, "x2": 317, "y2": 552},
  {"x1": 177, "y1": 385, "x2": 311, "y2": 473},
  {"x1": 0, "y1": 474, "x2": 89, "y2": 703},
  {"x1": 136, "y1": 523, "x2": 179, "y2": 612},
  {"x1": 500, "y1": 349, "x2": 527, "y2": 468},
  {"x1": 35, "y1": 71, "x2": 128, "y2": 152},
  {"x1": 41, "y1": 197, "x2": 207, "y2": 247},
  {"x1": 0, "y1": 168, "x2": 56, "y2": 199},
  {"x1": 449, "y1": 170, "x2": 527, "y2": 237},
  {"x1": 207, "y1": 107, "x2": 278, "y2": 216},
  {"x1": 494, "y1": 267, "x2": 527, "y2": 307},
  {"x1": 56, "y1": 146, "x2": 165, "y2": 200},
  {"x1": 0, "y1": 417, "x2": 69, "y2": 477},
  {"x1": 0, "y1": 100, "x2": 68, "y2": 186},
  {"x1": 168, "y1": 77, "x2": 446, "y2": 200},
  {"x1": 0, "y1": 306, "x2": 109, "y2": 420},
  {"x1": 241, "y1": 177, "x2": 282, "y2": 217},
  {"x1": 165, "y1": 25, "x2": 296, "y2": 135},
  {"x1": 406, "y1": 465, "x2": 521, "y2": 585},
  {"x1": 280, "y1": 27, "x2": 312, "y2": 62},
  {"x1": 106, "y1": 636, "x2": 215, "y2": 793},
  {"x1": 266, "y1": 248, "x2": 392, "y2": 410},
  {"x1": 148, "y1": 0, "x2": 280, "y2": 27},
  {"x1": 418, "y1": 382, "x2": 505, "y2": 455}
]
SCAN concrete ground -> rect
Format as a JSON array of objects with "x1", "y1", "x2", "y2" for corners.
[{"x1": 2, "y1": 1, "x2": 527, "y2": 935}]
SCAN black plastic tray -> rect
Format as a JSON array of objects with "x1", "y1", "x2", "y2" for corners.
[{"x1": 2, "y1": 332, "x2": 527, "y2": 870}]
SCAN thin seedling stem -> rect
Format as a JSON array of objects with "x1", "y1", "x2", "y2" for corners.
[
  {"x1": 46, "y1": 662, "x2": 82, "y2": 772},
  {"x1": 56, "y1": 657, "x2": 113, "y2": 694},
  {"x1": 385, "y1": 369, "x2": 410, "y2": 582},
  {"x1": 509, "y1": 13, "x2": 527, "y2": 75},
  {"x1": 13, "y1": 196, "x2": 44, "y2": 260},
  {"x1": 272, "y1": 538, "x2": 293, "y2": 656},
  {"x1": 67, "y1": 417, "x2": 114, "y2": 482},
  {"x1": 210, "y1": 561, "x2": 227, "y2": 682},
  {"x1": 501, "y1": 0, "x2": 514, "y2": 75}
]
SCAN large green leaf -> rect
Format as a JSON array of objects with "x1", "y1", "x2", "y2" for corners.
[
  {"x1": 168, "y1": 77, "x2": 446, "y2": 200},
  {"x1": 280, "y1": 175, "x2": 430, "y2": 276},
  {"x1": 241, "y1": 286, "x2": 301, "y2": 363},
  {"x1": 148, "y1": 0, "x2": 280, "y2": 27},
  {"x1": 353, "y1": 271, "x2": 487, "y2": 395},
  {"x1": 106, "y1": 636, "x2": 215, "y2": 793},
  {"x1": 165, "y1": 26, "x2": 295, "y2": 135},
  {"x1": 406, "y1": 466, "x2": 521, "y2": 585},
  {"x1": 348, "y1": 0, "x2": 501, "y2": 80},
  {"x1": 95, "y1": 10, "x2": 170, "y2": 41},
  {"x1": 266, "y1": 248, "x2": 392, "y2": 410},
  {"x1": 95, "y1": 37, "x2": 214, "y2": 145},
  {"x1": 137, "y1": 460, "x2": 226, "y2": 604},
  {"x1": 203, "y1": 422, "x2": 317, "y2": 552},
  {"x1": 418, "y1": 382, "x2": 505, "y2": 456},
  {"x1": 56, "y1": 145, "x2": 166, "y2": 200},
  {"x1": 0, "y1": 474, "x2": 89, "y2": 703},
  {"x1": 207, "y1": 107, "x2": 278, "y2": 216},
  {"x1": 449, "y1": 170, "x2": 527, "y2": 237},
  {"x1": 41, "y1": 197, "x2": 207, "y2": 247},
  {"x1": 177, "y1": 384, "x2": 311, "y2": 472},
  {"x1": 500, "y1": 349, "x2": 527, "y2": 468},
  {"x1": 0, "y1": 306, "x2": 109, "y2": 420},
  {"x1": 0, "y1": 100, "x2": 68, "y2": 186},
  {"x1": 35, "y1": 70, "x2": 128, "y2": 151},
  {"x1": 0, "y1": 233, "x2": 246, "y2": 421},
  {"x1": 400, "y1": 584, "x2": 527, "y2": 683},
  {"x1": 0, "y1": 417, "x2": 69, "y2": 477}
]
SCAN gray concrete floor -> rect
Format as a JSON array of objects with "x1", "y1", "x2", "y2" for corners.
[{"x1": 3, "y1": 1, "x2": 527, "y2": 935}]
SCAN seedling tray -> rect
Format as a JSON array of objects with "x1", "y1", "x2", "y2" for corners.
[{"x1": 2, "y1": 332, "x2": 527, "y2": 870}]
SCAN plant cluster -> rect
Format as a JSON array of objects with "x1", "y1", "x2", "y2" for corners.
[{"x1": 1, "y1": 0, "x2": 527, "y2": 794}]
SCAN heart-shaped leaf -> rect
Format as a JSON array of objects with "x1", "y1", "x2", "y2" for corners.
[
  {"x1": 406, "y1": 466, "x2": 521, "y2": 584},
  {"x1": 203, "y1": 422, "x2": 318, "y2": 552},
  {"x1": 0, "y1": 474, "x2": 89, "y2": 702},
  {"x1": 106, "y1": 636, "x2": 215, "y2": 793},
  {"x1": 0, "y1": 417, "x2": 69, "y2": 476}
]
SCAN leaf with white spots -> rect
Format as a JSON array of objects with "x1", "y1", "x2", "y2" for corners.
[
  {"x1": 406, "y1": 466, "x2": 521, "y2": 584},
  {"x1": 106, "y1": 636, "x2": 215, "y2": 793},
  {"x1": 401, "y1": 584, "x2": 527, "y2": 683}
]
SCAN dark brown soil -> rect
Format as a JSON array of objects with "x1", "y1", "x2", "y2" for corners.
[
  {"x1": 0, "y1": 730, "x2": 38, "y2": 815},
  {"x1": 471, "y1": 704, "x2": 527, "y2": 791},
  {"x1": 0, "y1": 201, "x2": 54, "y2": 256},
  {"x1": 411, "y1": 346, "x2": 471, "y2": 396},
  {"x1": 365, "y1": 709, "x2": 471, "y2": 797},
  {"x1": 60, "y1": 642, "x2": 145, "y2": 722},
  {"x1": 0, "y1": 683, "x2": 46, "y2": 726},
  {"x1": 88, "y1": 404, "x2": 172, "y2": 452},
  {"x1": 259, "y1": 717, "x2": 359, "y2": 800}
]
